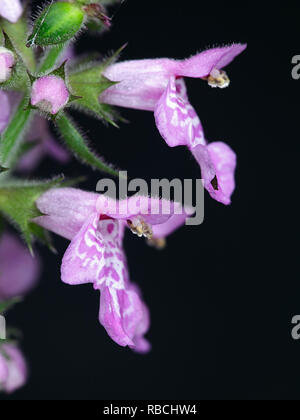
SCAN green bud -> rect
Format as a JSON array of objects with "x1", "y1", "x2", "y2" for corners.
[{"x1": 27, "y1": 2, "x2": 85, "y2": 47}]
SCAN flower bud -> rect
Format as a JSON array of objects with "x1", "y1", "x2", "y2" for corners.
[
  {"x1": 0, "y1": 0, "x2": 23, "y2": 23},
  {"x1": 0, "y1": 47, "x2": 15, "y2": 83},
  {"x1": 31, "y1": 75, "x2": 69, "y2": 115},
  {"x1": 27, "y1": 2, "x2": 84, "y2": 47}
]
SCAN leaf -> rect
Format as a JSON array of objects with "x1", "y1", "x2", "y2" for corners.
[
  {"x1": 0, "y1": 28, "x2": 4, "y2": 46},
  {"x1": 27, "y1": 2, "x2": 84, "y2": 47},
  {"x1": 56, "y1": 113, "x2": 119, "y2": 176},
  {"x1": 0, "y1": 298, "x2": 21, "y2": 314},
  {"x1": 1, "y1": 13, "x2": 36, "y2": 72},
  {"x1": 0, "y1": 177, "x2": 64, "y2": 252},
  {"x1": 0, "y1": 95, "x2": 33, "y2": 169}
]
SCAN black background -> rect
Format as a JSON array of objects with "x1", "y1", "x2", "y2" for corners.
[{"x1": 2, "y1": 0, "x2": 300, "y2": 400}]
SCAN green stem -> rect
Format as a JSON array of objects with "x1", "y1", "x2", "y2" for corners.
[
  {"x1": 38, "y1": 44, "x2": 66, "y2": 74},
  {"x1": 0, "y1": 96, "x2": 32, "y2": 168}
]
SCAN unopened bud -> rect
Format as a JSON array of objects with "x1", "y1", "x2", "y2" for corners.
[
  {"x1": 0, "y1": 47, "x2": 15, "y2": 83},
  {"x1": 27, "y1": 2, "x2": 84, "y2": 47},
  {"x1": 31, "y1": 75, "x2": 69, "y2": 115}
]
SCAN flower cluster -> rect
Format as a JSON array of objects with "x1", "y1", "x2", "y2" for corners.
[{"x1": 0, "y1": 0, "x2": 246, "y2": 393}]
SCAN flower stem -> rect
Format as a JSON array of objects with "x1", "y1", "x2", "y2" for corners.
[
  {"x1": 38, "y1": 44, "x2": 66, "y2": 74},
  {"x1": 0, "y1": 95, "x2": 32, "y2": 168}
]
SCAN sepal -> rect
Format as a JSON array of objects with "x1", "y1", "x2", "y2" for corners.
[
  {"x1": 68, "y1": 45, "x2": 126, "y2": 125},
  {"x1": 0, "y1": 176, "x2": 65, "y2": 253}
]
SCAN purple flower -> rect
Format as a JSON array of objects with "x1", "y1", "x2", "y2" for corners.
[
  {"x1": 0, "y1": 0, "x2": 22, "y2": 23},
  {"x1": 0, "y1": 47, "x2": 15, "y2": 83},
  {"x1": 31, "y1": 75, "x2": 69, "y2": 115},
  {"x1": 0, "y1": 91, "x2": 69, "y2": 169},
  {"x1": 0, "y1": 344, "x2": 28, "y2": 393},
  {"x1": 0, "y1": 233, "x2": 40, "y2": 301},
  {"x1": 0, "y1": 90, "x2": 10, "y2": 132},
  {"x1": 100, "y1": 44, "x2": 246, "y2": 205},
  {"x1": 33, "y1": 188, "x2": 190, "y2": 351}
]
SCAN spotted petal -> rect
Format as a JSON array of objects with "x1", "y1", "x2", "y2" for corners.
[
  {"x1": 99, "y1": 285, "x2": 144, "y2": 348},
  {"x1": 154, "y1": 76, "x2": 205, "y2": 148},
  {"x1": 192, "y1": 141, "x2": 236, "y2": 205},
  {"x1": 61, "y1": 214, "x2": 127, "y2": 290}
]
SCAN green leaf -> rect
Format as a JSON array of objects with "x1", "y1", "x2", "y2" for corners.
[
  {"x1": 27, "y1": 2, "x2": 85, "y2": 47},
  {"x1": 0, "y1": 95, "x2": 33, "y2": 169},
  {"x1": 1, "y1": 14, "x2": 36, "y2": 72},
  {"x1": 0, "y1": 177, "x2": 64, "y2": 252},
  {"x1": 0, "y1": 28, "x2": 4, "y2": 46},
  {"x1": 0, "y1": 298, "x2": 21, "y2": 314},
  {"x1": 56, "y1": 113, "x2": 119, "y2": 176}
]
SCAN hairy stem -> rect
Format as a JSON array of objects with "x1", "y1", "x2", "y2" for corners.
[
  {"x1": 0, "y1": 96, "x2": 32, "y2": 168},
  {"x1": 38, "y1": 44, "x2": 66, "y2": 74}
]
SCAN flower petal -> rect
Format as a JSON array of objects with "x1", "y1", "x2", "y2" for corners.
[
  {"x1": 178, "y1": 44, "x2": 247, "y2": 78},
  {"x1": 0, "y1": 233, "x2": 40, "y2": 301},
  {"x1": 99, "y1": 285, "x2": 145, "y2": 348},
  {"x1": 154, "y1": 76, "x2": 205, "y2": 148},
  {"x1": 0, "y1": 91, "x2": 10, "y2": 133},
  {"x1": 96, "y1": 194, "x2": 186, "y2": 226},
  {"x1": 1, "y1": 344, "x2": 28, "y2": 393},
  {"x1": 34, "y1": 188, "x2": 99, "y2": 240},
  {"x1": 207, "y1": 141, "x2": 237, "y2": 203},
  {"x1": 191, "y1": 142, "x2": 236, "y2": 205},
  {"x1": 0, "y1": 353, "x2": 9, "y2": 387},
  {"x1": 61, "y1": 214, "x2": 127, "y2": 290},
  {"x1": 101, "y1": 59, "x2": 177, "y2": 111},
  {"x1": 152, "y1": 213, "x2": 188, "y2": 238},
  {"x1": 0, "y1": 0, "x2": 22, "y2": 23}
]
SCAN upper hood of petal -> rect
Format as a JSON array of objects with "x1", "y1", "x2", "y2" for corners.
[
  {"x1": 178, "y1": 44, "x2": 247, "y2": 78},
  {"x1": 34, "y1": 188, "x2": 188, "y2": 240}
]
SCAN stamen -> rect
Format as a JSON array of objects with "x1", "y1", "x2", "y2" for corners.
[
  {"x1": 147, "y1": 237, "x2": 166, "y2": 250},
  {"x1": 127, "y1": 218, "x2": 153, "y2": 239},
  {"x1": 205, "y1": 69, "x2": 230, "y2": 89}
]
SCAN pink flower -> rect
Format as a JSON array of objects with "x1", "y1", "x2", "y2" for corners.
[
  {"x1": 0, "y1": 91, "x2": 69, "y2": 169},
  {"x1": 33, "y1": 188, "x2": 191, "y2": 351},
  {"x1": 0, "y1": 0, "x2": 22, "y2": 23},
  {"x1": 31, "y1": 75, "x2": 69, "y2": 115},
  {"x1": 100, "y1": 44, "x2": 246, "y2": 205},
  {"x1": 0, "y1": 47, "x2": 15, "y2": 83},
  {"x1": 0, "y1": 233, "x2": 40, "y2": 301},
  {"x1": 0, "y1": 344, "x2": 28, "y2": 393}
]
